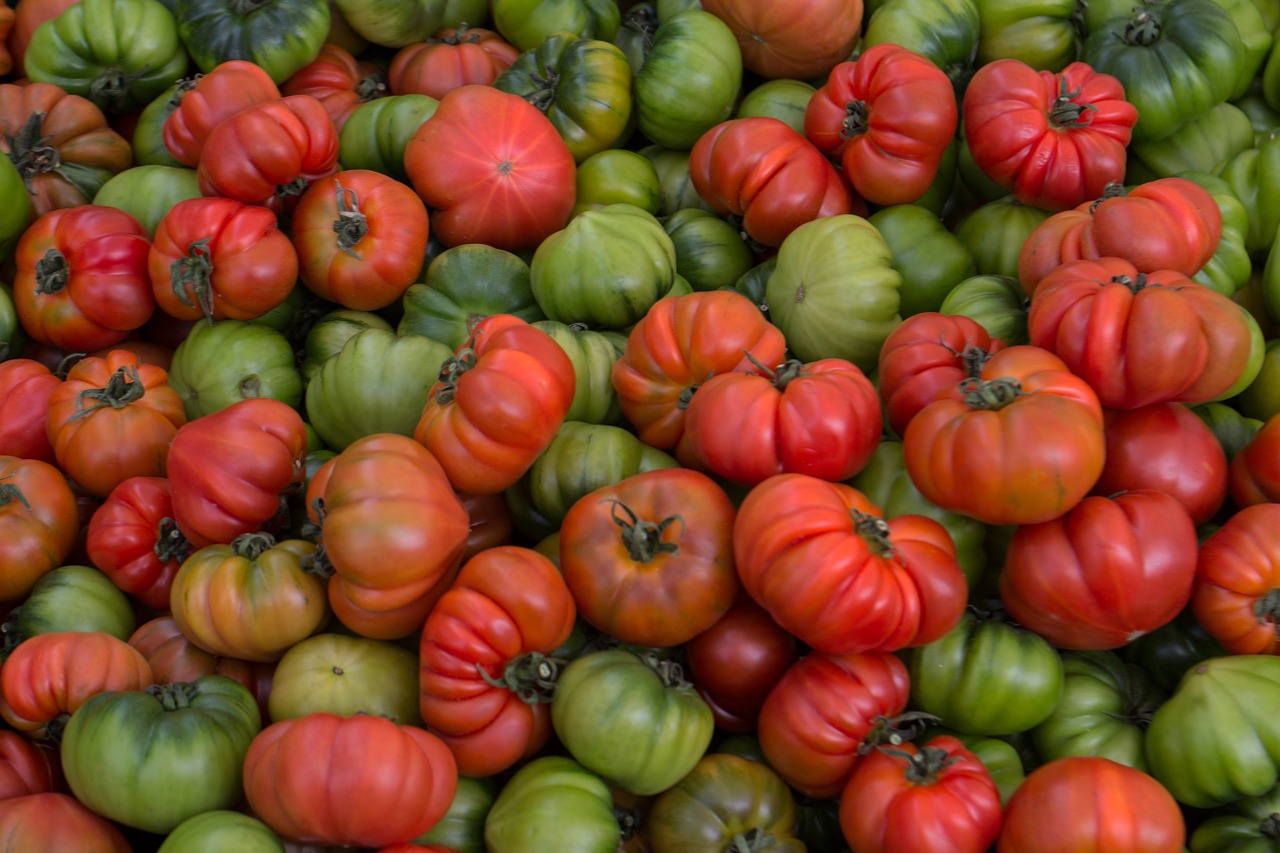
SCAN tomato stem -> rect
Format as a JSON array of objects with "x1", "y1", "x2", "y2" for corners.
[
  {"x1": 603, "y1": 498, "x2": 683, "y2": 563},
  {"x1": 154, "y1": 517, "x2": 191, "y2": 565},
  {"x1": 147, "y1": 681, "x2": 198, "y2": 711},
  {"x1": 525, "y1": 68, "x2": 562, "y2": 113},
  {"x1": 642, "y1": 653, "x2": 691, "y2": 689},
  {"x1": 167, "y1": 73, "x2": 202, "y2": 109},
  {"x1": 840, "y1": 99, "x2": 870, "y2": 139},
  {"x1": 1110, "y1": 273, "x2": 1150, "y2": 293},
  {"x1": 1122, "y1": 8, "x2": 1162, "y2": 45},
  {"x1": 1254, "y1": 588, "x2": 1280, "y2": 627},
  {"x1": 88, "y1": 65, "x2": 150, "y2": 115},
  {"x1": 1047, "y1": 77, "x2": 1099, "y2": 130},
  {"x1": 615, "y1": 804, "x2": 644, "y2": 842},
  {"x1": 332, "y1": 182, "x2": 368, "y2": 258},
  {"x1": 958, "y1": 376, "x2": 1024, "y2": 410},
  {"x1": 879, "y1": 744, "x2": 962, "y2": 784},
  {"x1": 477, "y1": 651, "x2": 564, "y2": 704},
  {"x1": 858, "y1": 711, "x2": 942, "y2": 754},
  {"x1": 851, "y1": 509, "x2": 896, "y2": 558},
  {"x1": 5, "y1": 111, "x2": 60, "y2": 190},
  {"x1": 432, "y1": 22, "x2": 480, "y2": 44},
  {"x1": 276, "y1": 176, "x2": 308, "y2": 199},
  {"x1": 42, "y1": 713, "x2": 70, "y2": 745},
  {"x1": 434, "y1": 348, "x2": 478, "y2": 404},
  {"x1": 1262, "y1": 814, "x2": 1280, "y2": 839},
  {"x1": 355, "y1": 71, "x2": 388, "y2": 102},
  {"x1": 33, "y1": 248, "x2": 69, "y2": 295},
  {"x1": 171, "y1": 237, "x2": 217, "y2": 324},
  {"x1": 231, "y1": 532, "x2": 276, "y2": 560},
  {"x1": 742, "y1": 349, "x2": 806, "y2": 390},
  {"x1": 620, "y1": 5, "x2": 659, "y2": 55},
  {"x1": 69, "y1": 365, "x2": 146, "y2": 421},
  {"x1": 726, "y1": 828, "x2": 780, "y2": 852}
]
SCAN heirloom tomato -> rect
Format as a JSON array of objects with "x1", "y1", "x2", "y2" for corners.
[
  {"x1": 269, "y1": 632, "x2": 421, "y2": 725},
  {"x1": 0, "y1": 793, "x2": 130, "y2": 852},
  {"x1": 173, "y1": 0, "x2": 332, "y2": 83},
  {"x1": 0, "y1": 360, "x2": 60, "y2": 463},
  {"x1": 93, "y1": 165, "x2": 203, "y2": 238},
  {"x1": 163, "y1": 59, "x2": 282, "y2": 167},
  {"x1": 86, "y1": 476, "x2": 188, "y2": 611},
  {"x1": 1228, "y1": 413, "x2": 1280, "y2": 507},
  {"x1": 282, "y1": 43, "x2": 386, "y2": 132},
  {"x1": 0, "y1": 731, "x2": 59, "y2": 800},
  {"x1": 128, "y1": 616, "x2": 273, "y2": 719},
  {"x1": 157, "y1": 810, "x2": 285, "y2": 853},
  {"x1": 1193, "y1": 503, "x2": 1280, "y2": 655},
  {"x1": 338, "y1": 94, "x2": 439, "y2": 183},
  {"x1": 483, "y1": 756, "x2": 620, "y2": 853},
  {"x1": 7, "y1": 563, "x2": 136, "y2": 642},
  {"x1": 700, "y1": 0, "x2": 861, "y2": 79},
  {"x1": 492, "y1": 0, "x2": 620, "y2": 53},
  {"x1": 0, "y1": 456, "x2": 78, "y2": 602},
  {"x1": 389, "y1": 25, "x2": 519, "y2": 100}
]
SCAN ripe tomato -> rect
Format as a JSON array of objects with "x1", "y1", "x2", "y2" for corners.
[
  {"x1": 162, "y1": 60, "x2": 281, "y2": 167},
  {"x1": 1193, "y1": 503, "x2": 1280, "y2": 655},
  {"x1": 0, "y1": 455, "x2": 79, "y2": 603}
]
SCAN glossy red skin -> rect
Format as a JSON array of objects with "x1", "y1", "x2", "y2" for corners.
[
  {"x1": 414, "y1": 314, "x2": 575, "y2": 496},
  {"x1": 1017, "y1": 177, "x2": 1223, "y2": 297},
  {"x1": 1028, "y1": 258, "x2": 1254, "y2": 409},
  {"x1": 689, "y1": 116, "x2": 860, "y2": 248},
  {"x1": 699, "y1": 0, "x2": 863, "y2": 80},
  {"x1": 419, "y1": 546, "x2": 576, "y2": 777},
  {"x1": 0, "y1": 360, "x2": 60, "y2": 463},
  {"x1": 166, "y1": 398, "x2": 308, "y2": 548},
  {"x1": 611, "y1": 290, "x2": 788, "y2": 452},
  {"x1": 243, "y1": 713, "x2": 458, "y2": 848},
  {"x1": 963, "y1": 59, "x2": 1138, "y2": 212},
  {"x1": 1000, "y1": 490, "x2": 1199, "y2": 650},
  {"x1": 0, "y1": 731, "x2": 61, "y2": 800},
  {"x1": 1193, "y1": 503, "x2": 1280, "y2": 655},
  {"x1": 405, "y1": 84, "x2": 576, "y2": 252},
  {"x1": 757, "y1": 651, "x2": 910, "y2": 799},
  {"x1": 1229, "y1": 413, "x2": 1280, "y2": 508},
  {"x1": 196, "y1": 94, "x2": 341, "y2": 214},
  {"x1": 14, "y1": 205, "x2": 154, "y2": 352},
  {"x1": 0, "y1": 793, "x2": 131, "y2": 852},
  {"x1": 685, "y1": 595, "x2": 799, "y2": 732},
  {"x1": 681, "y1": 357, "x2": 882, "y2": 485},
  {"x1": 839, "y1": 736, "x2": 1003, "y2": 853},
  {"x1": 805, "y1": 45, "x2": 958, "y2": 206},
  {"x1": 388, "y1": 27, "x2": 520, "y2": 100},
  {"x1": 1091, "y1": 403, "x2": 1227, "y2": 524},
  {"x1": 560, "y1": 468, "x2": 739, "y2": 648},
  {"x1": 163, "y1": 60, "x2": 282, "y2": 167},
  {"x1": 0, "y1": 455, "x2": 79, "y2": 603},
  {"x1": 902, "y1": 345, "x2": 1106, "y2": 526},
  {"x1": 998, "y1": 757, "x2": 1185, "y2": 852},
  {"x1": 85, "y1": 476, "x2": 187, "y2": 610},
  {"x1": 282, "y1": 43, "x2": 386, "y2": 132},
  {"x1": 877, "y1": 312, "x2": 1008, "y2": 439},
  {"x1": 735, "y1": 473, "x2": 967, "y2": 656}
]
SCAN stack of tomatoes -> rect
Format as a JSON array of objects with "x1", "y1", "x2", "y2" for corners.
[{"x1": 2, "y1": 0, "x2": 1280, "y2": 851}]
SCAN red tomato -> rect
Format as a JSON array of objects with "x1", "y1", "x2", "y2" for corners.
[
  {"x1": 804, "y1": 45, "x2": 958, "y2": 206},
  {"x1": 839, "y1": 736, "x2": 1002, "y2": 853},
  {"x1": 689, "y1": 116, "x2": 858, "y2": 248},
  {"x1": 0, "y1": 455, "x2": 79, "y2": 603},
  {"x1": 128, "y1": 616, "x2": 273, "y2": 720},
  {"x1": 734, "y1": 473, "x2": 967, "y2": 655},
  {"x1": 388, "y1": 26, "x2": 521, "y2": 100},
  {"x1": 282, "y1": 43, "x2": 386, "y2": 132},
  {"x1": 1001, "y1": 490, "x2": 1199, "y2": 650},
  {"x1": 86, "y1": 477, "x2": 190, "y2": 615},
  {"x1": 699, "y1": 0, "x2": 863, "y2": 80},
  {"x1": 1192, "y1": 503, "x2": 1280, "y2": 655},
  {"x1": 419, "y1": 546, "x2": 576, "y2": 777},
  {"x1": 405, "y1": 84, "x2": 576, "y2": 252},
  {"x1": 963, "y1": 59, "x2": 1138, "y2": 212},
  {"x1": 680, "y1": 356, "x2": 882, "y2": 485},
  {"x1": 559, "y1": 468, "x2": 739, "y2": 648},
  {"x1": 0, "y1": 731, "x2": 60, "y2": 801},
  {"x1": 1228, "y1": 413, "x2": 1280, "y2": 507},
  {"x1": 163, "y1": 60, "x2": 282, "y2": 167},
  {"x1": 0, "y1": 793, "x2": 131, "y2": 852},
  {"x1": 13, "y1": 205, "x2": 154, "y2": 352},
  {"x1": 0, "y1": 360, "x2": 60, "y2": 463}
]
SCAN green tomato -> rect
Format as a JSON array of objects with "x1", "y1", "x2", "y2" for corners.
[
  {"x1": 974, "y1": 0, "x2": 1080, "y2": 73},
  {"x1": 735, "y1": 78, "x2": 817, "y2": 137},
  {"x1": 168, "y1": 319, "x2": 303, "y2": 419},
  {"x1": 614, "y1": 3, "x2": 659, "y2": 71},
  {"x1": 913, "y1": 137, "x2": 960, "y2": 218},
  {"x1": 907, "y1": 607, "x2": 1065, "y2": 736},
  {"x1": 25, "y1": 0, "x2": 190, "y2": 115},
  {"x1": 1189, "y1": 784, "x2": 1280, "y2": 853},
  {"x1": 1120, "y1": 605, "x2": 1230, "y2": 693},
  {"x1": 494, "y1": 32, "x2": 634, "y2": 163},
  {"x1": 863, "y1": 0, "x2": 981, "y2": 97},
  {"x1": 639, "y1": 145, "x2": 713, "y2": 217},
  {"x1": 0, "y1": 149, "x2": 29, "y2": 269},
  {"x1": 418, "y1": 776, "x2": 497, "y2": 852},
  {"x1": 531, "y1": 203, "x2": 677, "y2": 330},
  {"x1": 939, "y1": 274, "x2": 1030, "y2": 345},
  {"x1": 131, "y1": 81, "x2": 186, "y2": 168},
  {"x1": 339, "y1": 94, "x2": 439, "y2": 183},
  {"x1": 732, "y1": 255, "x2": 776, "y2": 321},
  {"x1": 0, "y1": 283, "x2": 25, "y2": 362},
  {"x1": 1234, "y1": 338, "x2": 1280, "y2": 422},
  {"x1": 174, "y1": 0, "x2": 331, "y2": 83},
  {"x1": 485, "y1": 756, "x2": 621, "y2": 853},
  {"x1": 766, "y1": 213, "x2": 902, "y2": 371},
  {"x1": 632, "y1": 10, "x2": 741, "y2": 149},
  {"x1": 298, "y1": 308, "x2": 394, "y2": 384},
  {"x1": 158, "y1": 811, "x2": 284, "y2": 853},
  {"x1": 267, "y1": 633, "x2": 422, "y2": 726},
  {"x1": 870, "y1": 203, "x2": 977, "y2": 317},
  {"x1": 1219, "y1": 135, "x2": 1280, "y2": 256},
  {"x1": 1128, "y1": 102, "x2": 1255, "y2": 184},
  {"x1": 492, "y1": 0, "x2": 621, "y2": 53},
  {"x1": 1147, "y1": 655, "x2": 1280, "y2": 808},
  {"x1": 553, "y1": 649, "x2": 714, "y2": 796},
  {"x1": 1177, "y1": 170, "x2": 1253, "y2": 298},
  {"x1": 1217, "y1": 0, "x2": 1273, "y2": 100},
  {"x1": 93, "y1": 165, "x2": 201, "y2": 238},
  {"x1": 572, "y1": 149, "x2": 663, "y2": 218},
  {"x1": 3, "y1": 566, "x2": 135, "y2": 649},
  {"x1": 61, "y1": 675, "x2": 262, "y2": 834},
  {"x1": 531, "y1": 321, "x2": 628, "y2": 425},
  {"x1": 399, "y1": 244, "x2": 543, "y2": 350},
  {"x1": 333, "y1": 0, "x2": 484, "y2": 47},
  {"x1": 953, "y1": 196, "x2": 1052, "y2": 279},
  {"x1": 305, "y1": 328, "x2": 450, "y2": 450},
  {"x1": 956, "y1": 133, "x2": 1012, "y2": 204},
  {"x1": 663, "y1": 208, "x2": 753, "y2": 292}
]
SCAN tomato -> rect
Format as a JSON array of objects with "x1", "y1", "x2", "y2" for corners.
[
  {"x1": 389, "y1": 25, "x2": 520, "y2": 100},
  {"x1": 332, "y1": 0, "x2": 486, "y2": 49},
  {"x1": 149, "y1": 197, "x2": 298, "y2": 324},
  {"x1": 94, "y1": 165, "x2": 203, "y2": 238},
  {"x1": 700, "y1": 0, "x2": 861, "y2": 79},
  {"x1": 1193, "y1": 504, "x2": 1280, "y2": 655},
  {"x1": 0, "y1": 793, "x2": 130, "y2": 852},
  {"x1": 756, "y1": 651, "x2": 911, "y2": 799},
  {"x1": 1188, "y1": 786, "x2": 1280, "y2": 853},
  {"x1": 163, "y1": 60, "x2": 282, "y2": 167},
  {"x1": 282, "y1": 43, "x2": 385, "y2": 132},
  {"x1": 269, "y1": 632, "x2": 421, "y2": 725},
  {"x1": 0, "y1": 731, "x2": 60, "y2": 801},
  {"x1": 963, "y1": 60, "x2": 1136, "y2": 212},
  {"x1": 166, "y1": 398, "x2": 308, "y2": 548},
  {"x1": 531, "y1": 322, "x2": 627, "y2": 426},
  {"x1": 973, "y1": 0, "x2": 1079, "y2": 72},
  {"x1": 6, "y1": 563, "x2": 136, "y2": 644},
  {"x1": 869, "y1": 204, "x2": 977, "y2": 317},
  {"x1": 681, "y1": 356, "x2": 881, "y2": 485},
  {"x1": 661, "y1": 207, "x2": 752, "y2": 291},
  {"x1": 862, "y1": 0, "x2": 980, "y2": 96},
  {"x1": 492, "y1": 0, "x2": 621, "y2": 53},
  {"x1": 174, "y1": 0, "x2": 332, "y2": 83},
  {"x1": 168, "y1": 319, "x2": 303, "y2": 419},
  {"x1": 419, "y1": 546, "x2": 575, "y2": 777},
  {"x1": 953, "y1": 196, "x2": 1052, "y2": 280},
  {"x1": 840, "y1": 735, "x2": 1002, "y2": 853},
  {"x1": 0, "y1": 142, "x2": 28, "y2": 267},
  {"x1": 405, "y1": 85, "x2": 576, "y2": 252},
  {"x1": 998, "y1": 756, "x2": 1184, "y2": 851},
  {"x1": 553, "y1": 649, "x2": 714, "y2": 796},
  {"x1": 413, "y1": 315, "x2": 575, "y2": 495},
  {"x1": 243, "y1": 712, "x2": 457, "y2": 847},
  {"x1": 483, "y1": 756, "x2": 621, "y2": 853},
  {"x1": 0, "y1": 360, "x2": 60, "y2": 463},
  {"x1": 338, "y1": 93, "x2": 439, "y2": 183},
  {"x1": 157, "y1": 810, "x2": 285, "y2": 853},
  {"x1": 415, "y1": 776, "x2": 494, "y2": 852},
  {"x1": 0, "y1": 456, "x2": 78, "y2": 603},
  {"x1": 1228, "y1": 414, "x2": 1280, "y2": 507}
]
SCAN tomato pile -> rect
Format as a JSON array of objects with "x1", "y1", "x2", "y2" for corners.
[{"x1": 3, "y1": 0, "x2": 1280, "y2": 850}]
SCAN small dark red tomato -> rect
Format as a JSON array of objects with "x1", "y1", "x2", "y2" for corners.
[
  {"x1": 1091, "y1": 403, "x2": 1227, "y2": 525},
  {"x1": 685, "y1": 595, "x2": 799, "y2": 732}
]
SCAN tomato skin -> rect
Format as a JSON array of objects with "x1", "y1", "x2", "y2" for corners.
[
  {"x1": 734, "y1": 473, "x2": 968, "y2": 656},
  {"x1": 389, "y1": 26, "x2": 520, "y2": 100},
  {"x1": 14, "y1": 205, "x2": 154, "y2": 352},
  {"x1": 700, "y1": 0, "x2": 862, "y2": 80},
  {"x1": 1000, "y1": 490, "x2": 1199, "y2": 650},
  {"x1": 0, "y1": 731, "x2": 60, "y2": 801},
  {"x1": 243, "y1": 712, "x2": 458, "y2": 848},
  {"x1": 1228, "y1": 413, "x2": 1280, "y2": 507},
  {"x1": 414, "y1": 314, "x2": 576, "y2": 496},
  {"x1": 0, "y1": 456, "x2": 79, "y2": 603},
  {"x1": 903, "y1": 345, "x2": 1105, "y2": 526},
  {"x1": 681, "y1": 357, "x2": 882, "y2": 485},
  {"x1": 0, "y1": 793, "x2": 131, "y2": 852},
  {"x1": 757, "y1": 651, "x2": 911, "y2": 799},
  {"x1": 1193, "y1": 504, "x2": 1280, "y2": 655},
  {"x1": 419, "y1": 546, "x2": 575, "y2": 778},
  {"x1": 689, "y1": 116, "x2": 857, "y2": 248},
  {"x1": 805, "y1": 45, "x2": 958, "y2": 206},
  {"x1": 998, "y1": 756, "x2": 1185, "y2": 852},
  {"x1": 0, "y1": 359, "x2": 60, "y2": 463},
  {"x1": 839, "y1": 736, "x2": 1002, "y2": 853},
  {"x1": 196, "y1": 95, "x2": 341, "y2": 214},
  {"x1": 163, "y1": 60, "x2": 282, "y2": 167},
  {"x1": 559, "y1": 468, "x2": 738, "y2": 648},
  {"x1": 282, "y1": 43, "x2": 386, "y2": 133},
  {"x1": 963, "y1": 59, "x2": 1137, "y2": 212},
  {"x1": 405, "y1": 84, "x2": 577, "y2": 252}
]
